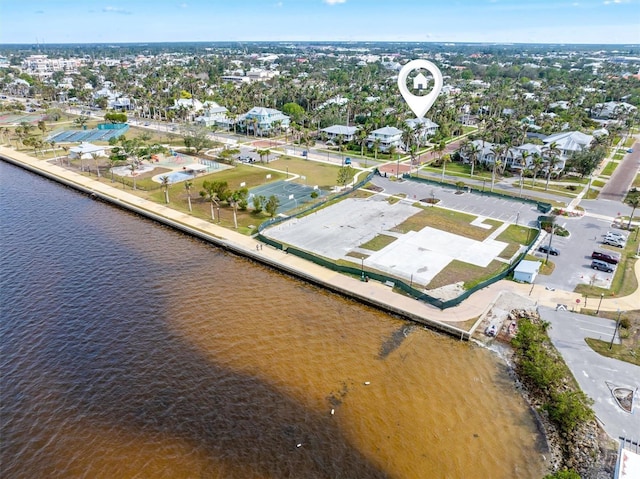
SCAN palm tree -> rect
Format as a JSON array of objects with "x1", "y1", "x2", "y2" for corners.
[
  {"x1": 373, "y1": 138, "x2": 381, "y2": 162},
  {"x1": 489, "y1": 144, "x2": 507, "y2": 192},
  {"x1": 626, "y1": 197, "x2": 639, "y2": 230},
  {"x1": 49, "y1": 140, "x2": 58, "y2": 164},
  {"x1": 465, "y1": 142, "x2": 480, "y2": 177},
  {"x1": 256, "y1": 148, "x2": 270, "y2": 163},
  {"x1": 184, "y1": 180, "x2": 193, "y2": 212},
  {"x1": 441, "y1": 153, "x2": 451, "y2": 181},
  {"x1": 388, "y1": 144, "x2": 399, "y2": 176},
  {"x1": 160, "y1": 175, "x2": 170, "y2": 203},
  {"x1": 530, "y1": 153, "x2": 544, "y2": 187},
  {"x1": 129, "y1": 162, "x2": 138, "y2": 190},
  {"x1": 91, "y1": 152, "x2": 101, "y2": 178},
  {"x1": 518, "y1": 150, "x2": 531, "y2": 197},
  {"x1": 543, "y1": 141, "x2": 561, "y2": 191}
]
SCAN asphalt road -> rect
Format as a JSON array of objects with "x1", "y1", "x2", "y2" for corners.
[
  {"x1": 599, "y1": 139, "x2": 640, "y2": 202},
  {"x1": 539, "y1": 306, "x2": 640, "y2": 440}
]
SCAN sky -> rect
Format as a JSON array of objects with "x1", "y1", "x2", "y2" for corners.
[{"x1": 0, "y1": 0, "x2": 639, "y2": 45}]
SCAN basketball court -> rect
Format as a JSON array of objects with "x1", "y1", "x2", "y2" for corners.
[{"x1": 249, "y1": 180, "x2": 325, "y2": 213}]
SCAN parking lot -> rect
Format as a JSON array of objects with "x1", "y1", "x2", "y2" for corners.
[{"x1": 370, "y1": 176, "x2": 630, "y2": 292}]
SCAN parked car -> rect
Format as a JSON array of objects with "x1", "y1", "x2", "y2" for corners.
[
  {"x1": 605, "y1": 231, "x2": 627, "y2": 241},
  {"x1": 627, "y1": 148, "x2": 634, "y2": 153},
  {"x1": 591, "y1": 260, "x2": 614, "y2": 273},
  {"x1": 591, "y1": 250, "x2": 619, "y2": 264},
  {"x1": 603, "y1": 237, "x2": 625, "y2": 248},
  {"x1": 538, "y1": 244, "x2": 559, "y2": 256},
  {"x1": 238, "y1": 155, "x2": 254, "y2": 163}
]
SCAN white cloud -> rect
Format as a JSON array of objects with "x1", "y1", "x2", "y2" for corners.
[
  {"x1": 179, "y1": 2, "x2": 188, "y2": 7},
  {"x1": 274, "y1": 1, "x2": 283, "y2": 6},
  {"x1": 102, "y1": 6, "x2": 132, "y2": 14},
  {"x1": 324, "y1": 0, "x2": 346, "y2": 4}
]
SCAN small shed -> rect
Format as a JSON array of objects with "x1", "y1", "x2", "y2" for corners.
[
  {"x1": 69, "y1": 142, "x2": 106, "y2": 160},
  {"x1": 513, "y1": 260, "x2": 541, "y2": 284}
]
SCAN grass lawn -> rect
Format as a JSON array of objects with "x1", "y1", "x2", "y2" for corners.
[
  {"x1": 592, "y1": 180, "x2": 606, "y2": 188},
  {"x1": 581, "y1": 309, "x2": 640, "y2": 366},
  {"x1": 584, "y1": 188, "x2": 600, "y2": 200},
  {"x1": 359, "y1": 234, "x2": 398, "y2": 251},
  {"x1": 427, "y1": 259, "x2": 508, "y2": 290},
  {"x1": 421, "y1": 162, "x2": 493, "y2": 180},
  {"x1": 601, "y1": 161, "x2": 619, "y2": 176},
  {"x1": 268, "y1": 155, "x2": 343, "y2": 189},
  {"x1": 393, "y1": 205, "x2": 498, "y2": 241},
  {"x1": 496, "y1": 224, "x2": 537, "y2": 245},
  {"x1": 519, "y1": 182, "x2": 578, "y2": 198}
]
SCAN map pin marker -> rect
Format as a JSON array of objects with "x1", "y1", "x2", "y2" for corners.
[{"x1": 397, "y1": 59, "x2": 443, "y2": 119}]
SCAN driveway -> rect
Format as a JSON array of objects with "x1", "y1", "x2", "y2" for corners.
[{"x1": 539, "y1": 306, "x2": 640, "y2": 440}]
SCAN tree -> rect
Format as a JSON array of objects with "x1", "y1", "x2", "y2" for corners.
[
  {"x1": 337, "y1": 165, "x2": 355, "y2": 187},
  {"x1": 73, "y1": 115, "x2": 89, "y2": 129},
  {"x1": 104, "y1": 111, "x2": 128, "y2": 123},
  {"x1": 160, "y1": 175, "x2": 170, "y2": 204},
  {"x1": 543, "y1": 469, "x2": 581, "y2": 479},
  {"x1": 184, "y1": 180, "x2": 193, "y2": 212},
  {"x1": 200, "y1": 180, "x2": 229, "y2": 222},
  {"x1": 566, "y1": 147, "x2": 605, "y2": 177},
  {"x1": 90, "y1": 152, "x2": 101, "y2": 178},
  {"x1": 37, "y1": 120, "x2": 47, "y2": 136},
  {"x1": 441, "y1": 153, "x2": 451, "y2": 181},
  {"x1": 530, "y1": 152, "x2": 544, "y2": 187},
  {"x1": 129, "y1": 162, "x2": 138, "y2": 190},
  {"x1": 465, "y1": 142, "x2": 480, "y2": 177},
  {"x1": 543, "y1": 141, "x2": 561, "y2": 191},
  {"x1": 373, "y1": 138, "x2": 381, "y2": 161},
  {"x1": 180, "y1": 124, "x2": 213, "y2": 154},
  {"x1": 228, "y1": 187, "x2": 249, "y2": 229},
  {"x1": 282, "y1": 102, "x2": 305, "y2": 123},
  {"x1": 265, "y1": 195, "x2": 280, "y2": 217},
  {"x1": 626, "y1": 196, "x2": 639, "y2": 230},
  {"x1": 252, "y1": 195, "x2": 267, "y2": 213},
  {"x1": 256, "y1": 148, "x2": 271, "y2": 163}
]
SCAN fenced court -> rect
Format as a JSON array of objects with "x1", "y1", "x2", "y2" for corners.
[
  {"x1": 47, "y1": 125, "x2": 129, "y2": 143},
  {"x1": 249, "y1": 180, "x2": 325, "y2": 213},
  {"x1": 0, "y1": 113, "x2": 46, "y2": 125}
]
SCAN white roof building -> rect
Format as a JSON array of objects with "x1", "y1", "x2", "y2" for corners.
[{"x1": 69, "y1": 142, "x2": 106, "y2": 160}]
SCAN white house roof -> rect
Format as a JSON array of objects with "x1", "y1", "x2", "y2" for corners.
[
  {"x1": 371, "y1": 126, "x2": 402, "y2": 136},
  {"x1": 245, "y1": 106, "x2": 287, "y2": 117},
  {"x1": 69, "y1": 142, "x2": 104, "y2": 154},
  {"x1": 544, "y1": 131, "x2": 593, "y2": 152},
  {"x1": 405, "y1": 118, "x2": 439, "y2": 129},
  {"x1": 321, "y1": 125, "x2": 358, "y2": 135},
  {"x1": 514, "y1": 260, "x2": 541, "y2": 275}
]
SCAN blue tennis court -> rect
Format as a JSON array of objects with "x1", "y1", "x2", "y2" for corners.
[
  {"x1": 249, "y1": 180, "x2": 326, "y2": 214},
  {"x1": 47, "y1": 125, "x2": 129, "y2": 143}
]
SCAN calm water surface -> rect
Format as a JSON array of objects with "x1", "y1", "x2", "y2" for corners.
[{"x1": 0, "y1": 161, "x2": 546, "y2": 478}]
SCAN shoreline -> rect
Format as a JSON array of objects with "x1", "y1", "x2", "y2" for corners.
[{"x1": 1, "y1": 149, "x2": 482, "y2": 339}]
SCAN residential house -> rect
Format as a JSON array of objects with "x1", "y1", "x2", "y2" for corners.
[
  {"x1": 195, "y1": 101, "x2": 229, "y2": 128},
  {"x1": 366, "y1": 126, "x2": 403, "y2": 152},
  {"x1": 543, "y1": 131, "x2": 594, "y2": 171},
  {"x1": 592, "y1": 101, "x2": 637, "y2": 120},
  {"x1": 321, "y1": 125, "x2": 358, "y2": 143},
  {"x1": 405, "y1": 118, "x2": 439, "y2": 143},
  {"x1": 239, "y1": 107, "x2": 290, "y2": 136}
]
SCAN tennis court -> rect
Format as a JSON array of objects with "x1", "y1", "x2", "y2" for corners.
[
  {"x1": 47, "y1": 125, "x2": 129, "y2": 143},
  {"x1": 0, "y1": 113, "x2": 46, "y2": 125},
  {"x1": 249, "y1": 180, "x2": 325, "y2": 213}
]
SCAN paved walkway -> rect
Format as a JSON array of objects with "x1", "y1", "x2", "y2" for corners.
[{"x1": 1, "y1": 146, "x2": 638, "y2": 327}]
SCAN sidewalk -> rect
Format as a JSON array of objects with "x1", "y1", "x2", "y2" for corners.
[{"x1": 2, "y1": 146, "x2": 638, "y2": 330}]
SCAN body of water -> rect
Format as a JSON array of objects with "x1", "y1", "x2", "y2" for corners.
[{"x1": 0, "y1": 160, "x2": 546, "y2": 478}]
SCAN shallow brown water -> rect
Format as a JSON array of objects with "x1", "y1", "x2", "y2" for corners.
[{"x1": 0, "y1": 161, "x2": 546, "y2": 478}]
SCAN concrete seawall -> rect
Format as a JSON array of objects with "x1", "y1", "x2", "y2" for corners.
[{"x1": 2, "y1": 151, "x2": 480, "y2": 339}]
